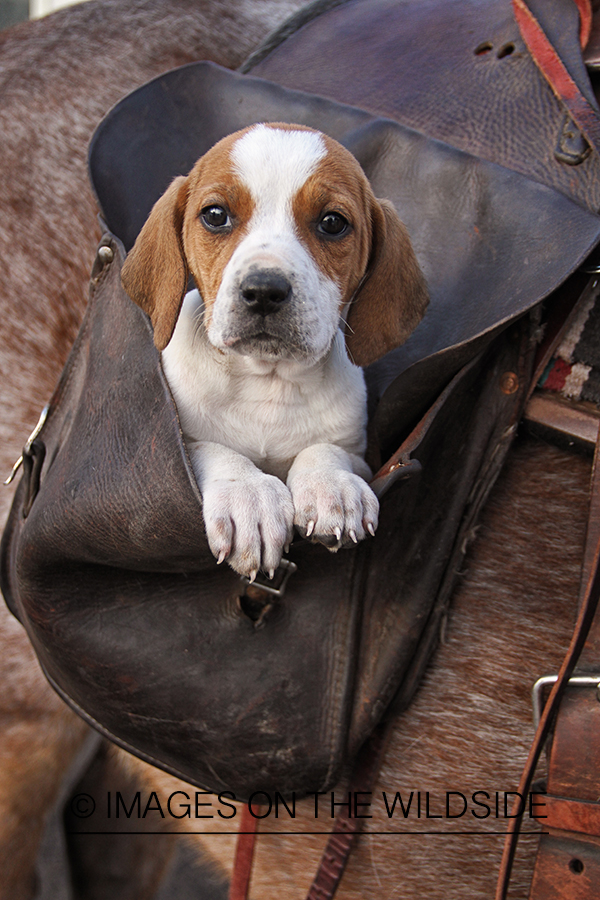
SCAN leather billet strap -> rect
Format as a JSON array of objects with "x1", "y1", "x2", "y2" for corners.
[
  {"x1": 512, "y1": 0, "x2": 600, "y2": 156},
  {"x1": 229, "y1": 805, "x2": 260, "y2": 900},
  {"x1": 305, "y1": 725, "x2": 389, "y2": 900}
]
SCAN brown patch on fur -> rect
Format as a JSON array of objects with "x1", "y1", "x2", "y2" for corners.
[
  {"x1": 121, "y1": 176, "x2": 190, "y2": 350},
  {"x1": 292, "y1": 145, "x2": 372, "y2": 297},
  {"x1": 122, "y1": 133, "x2": 261, "y2": 348},
  {"x1": 346, "y1": 197, "x2": 429, "y2": 367}
]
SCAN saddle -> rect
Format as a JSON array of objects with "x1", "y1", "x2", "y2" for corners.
[{"x1": 2, "y1": 1, "x2": 600, "y2": 893}]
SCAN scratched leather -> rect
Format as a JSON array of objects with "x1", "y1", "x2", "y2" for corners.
[{"x1": 0, "y1": 239, "x2": 533, "y2": 796}]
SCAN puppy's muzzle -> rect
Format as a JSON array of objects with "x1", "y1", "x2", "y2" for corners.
[{"x1": 240, "y1": 270, "x2": 291, "y2": 316}]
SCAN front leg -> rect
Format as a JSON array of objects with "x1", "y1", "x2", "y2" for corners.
[
  {"x1": 287, "y1": 444, "x2": 379, "y2": 550},
  {"x1": 189, "y1": 441, "x2": 294, "y2": 580}
]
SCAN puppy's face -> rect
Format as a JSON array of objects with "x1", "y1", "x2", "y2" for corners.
[
  {"x1": 122, "y1": 123, "x2": 428, "y2": 368},
  {"x1": 184, "y1": 125, "x2": 372, "y2": 363}
]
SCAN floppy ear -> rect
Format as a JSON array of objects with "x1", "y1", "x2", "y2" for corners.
[
  {"x1": 121, "y1": 175, "x2": 189, "y2": 351},
  {"x1": 345, "y1": 198, "x2": 428, "y2": 367}
]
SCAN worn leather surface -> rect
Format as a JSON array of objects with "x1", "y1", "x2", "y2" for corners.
[
  {"x1": 1, "y1": 234, "x2": 535, "y2": 797},
  {"x1": 248, "y1": 0, "x2": 600, "y2": 212}
]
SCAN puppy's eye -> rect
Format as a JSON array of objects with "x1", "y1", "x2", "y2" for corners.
[
  {"x1": 317, "y1": 211, "x2": 350, "y2": 238},
  {"x1": 200, "y1": 205, "x2": 231, "y2": 231}
]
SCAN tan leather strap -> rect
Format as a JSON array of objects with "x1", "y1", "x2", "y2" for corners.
[{"x1": 534, "y1": 794, "x2": 600, "y2": 838}]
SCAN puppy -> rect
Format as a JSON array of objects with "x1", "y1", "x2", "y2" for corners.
[{"x1": 121, "y1": 123, "x2": 427, "y2": 580}]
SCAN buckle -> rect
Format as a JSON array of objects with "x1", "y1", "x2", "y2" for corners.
[
  {"x1": 4, "y1": 405, "x2": 49, "y2": 486},
  {"x1": 239, "y1": 558, "x2": 297, "y2": 599},
  {"x1": 238, "y1": 559, "x2": 297, "y2": 628},
  {"x1": 532, "y1": 674, "x2": 600, "y2": 727}
]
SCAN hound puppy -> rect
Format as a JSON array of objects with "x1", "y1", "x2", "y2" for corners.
[{"x1": 121, "y1": 123, "x2": 427, "y2": 580}]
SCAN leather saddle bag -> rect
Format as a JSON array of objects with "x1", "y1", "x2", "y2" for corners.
[{"x1": 3, "y1": 0, "x2": 600, "y2": 799}]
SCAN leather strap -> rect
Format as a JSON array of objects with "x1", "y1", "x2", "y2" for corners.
[
  {"x1": 526, "y1": 424, "x2": 600, "y2": 897},
  {"x1": 534, "y1": 794, "x2": 600, "y2": 838},
  {"x1": 495, "y1": 428, "x2": 600, "y2": 899},
  {"x1": 229, "y1": 805, "x2": 260, "y2": 900},
  {"x1": 512, "y1": 0, "x2": 600, "y2": 154},
  {"x1": 305, "y1": 724, "x2": 388, "y2": 900}
]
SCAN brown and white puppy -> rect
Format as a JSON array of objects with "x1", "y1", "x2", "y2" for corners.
[{"x1": 122, "y1": 122, "x2": 427, "y2": 580}]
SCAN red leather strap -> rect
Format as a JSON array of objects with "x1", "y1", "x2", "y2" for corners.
[
  {"x1": 512, "y1": 0, "x2": 600, "y2": 154},
  {"x1": 573, "y1": 0, "x2": 592, "y2": 48},
  {"x1": 229, "y1": 804, "x2": 260, "y2": 900}
]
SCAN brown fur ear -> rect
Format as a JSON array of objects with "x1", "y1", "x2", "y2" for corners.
[
  {"x1": 121, "y1": 175, "x2": 189, "y2": 351},
  {"x1": 345, "y1": 198, "x2": 428, "y2": 367}
]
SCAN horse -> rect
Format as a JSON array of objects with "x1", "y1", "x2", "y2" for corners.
[{"x1": 0, "y1": 2, "x2": 590, "y2": 897}]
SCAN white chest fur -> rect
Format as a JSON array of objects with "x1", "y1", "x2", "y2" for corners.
[{"x1": 161, "y1": 290, "x2": 368, "y2": 481}]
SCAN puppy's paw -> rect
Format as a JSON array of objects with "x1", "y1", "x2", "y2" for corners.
[
  {"x1": 289, "y1": 469, "x2": 379, "y2": 550},
  {"x1": 202, "y1": 473, "x2": 294, "y2": 579}
]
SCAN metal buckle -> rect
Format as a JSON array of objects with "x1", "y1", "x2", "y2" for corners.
[
  {"x1": 4, "y1": 405, "x2": 50, "y2": 486},
  {"x1": 531, "y1": 674, "x2": 600, "y2": 727},
  {"x1": 239, "y1": 558, "x2": 297, "y2": 599}
]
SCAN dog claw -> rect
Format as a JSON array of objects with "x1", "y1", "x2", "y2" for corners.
[
  {"x1": 367, "y1": 522, "x2": 376, "y2": 537},
  {"x1": 249, "y1": 569, "x2": 258, "y2": 584},
  {"x1": 349, "y1": 529, "x2": 358, "y2": 543},
  {"x1": 306, "y1": 520, "x2": 315, "y2": 537},
  {"x1": 268, "y1": 568, "x2": 275, "y2": 580},
  {"x1": 216, "y1": 549, "x2": 228, "y2": 565},
  {"x1": 334, "y1": 526, "x2": 342, "y2": 541}
]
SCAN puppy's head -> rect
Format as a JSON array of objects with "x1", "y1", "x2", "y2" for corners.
[{"x1": 121, "y1": 123, "x2": 428, "y2": 367}]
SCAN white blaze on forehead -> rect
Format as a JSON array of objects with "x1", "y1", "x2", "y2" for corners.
[{"x1": 230, "y1": 125, "x2": 327, "y2": 214}]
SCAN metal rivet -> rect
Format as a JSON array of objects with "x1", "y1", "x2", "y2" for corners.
[
  {"x1": 500, "y1": 372, "x2": 519, "y2": 394},
  {"x1": 98, "y1": 245, "x2": 114, "y2": 264}
]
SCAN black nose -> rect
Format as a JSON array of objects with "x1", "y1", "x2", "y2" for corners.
[{"x1": 240, "y1": 271, "x2": 291, "y2": 315}]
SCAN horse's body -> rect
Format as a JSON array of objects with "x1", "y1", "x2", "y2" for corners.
[{"x1": 0, "y1": 2, "x2": 589, "y2": 898}]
